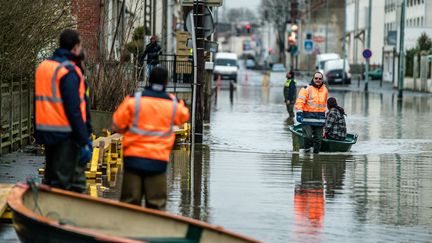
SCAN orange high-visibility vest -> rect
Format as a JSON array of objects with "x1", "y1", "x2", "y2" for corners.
[
  {"x1": 35, "y1": 60, "x2": 86, "y2": 132},
  {"x1": 295, "y1": 85, "x2": 328, "y2": 113},
  {"x1": 112, "y1": 92, "x2": 190, "y2": 162}
]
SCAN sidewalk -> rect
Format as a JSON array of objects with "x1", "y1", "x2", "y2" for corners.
[
  {"x1": 0, "y1": 147, "x2": 44, "y2": 185},
  {"x1": 331, "y1": 79, "x2": 432, "y2": 97}
]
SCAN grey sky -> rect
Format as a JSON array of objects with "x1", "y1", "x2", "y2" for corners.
[{"x1": 223, "y1": 0, "x2": 261, "y2": 13}]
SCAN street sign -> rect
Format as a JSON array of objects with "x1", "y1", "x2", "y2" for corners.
[
  {"x1": 304, "y1": 40, "x2": 313, "y2": 54},
  {"x1": 362, "y1": 49, "x2": 372, "y2": 59},
  {"x1": 181, "y1": 0, "x2": 223, "y2": 7},
  {"x1": 187, "y1": 38, "x2": 219, "y2": 53},
  {"x1": 185, "y1": 7, "x2": 215, "y2": 38}
]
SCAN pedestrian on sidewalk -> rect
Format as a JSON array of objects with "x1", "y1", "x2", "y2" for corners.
[
  {"x1": 139, "y1": 35, "x2": 162, "y2": 80},
  {"x1": 324, "y1": 97, "x2": 347, "y2": 141},
  {"x1": 35, "y1": 29, "x2": 92, "y2": 192},
  {"x1": 113, "y1": 66, "x2": 190, "y2": 210},
  {"x1": 295, "y1": 72, "x2": 328, "y2": 154},
  {"x1": 283, "y1": 70, "x2": 297, "y2": 122}
]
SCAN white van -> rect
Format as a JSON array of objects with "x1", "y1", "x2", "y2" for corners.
[
  {"x1": 316, "y1": 53, "x2": 340, "y2": 74},
  {"x1": 324, "y1": 58, "x2": 351, "y2": 84},
  {"x1": 213, "y1": 52, "x2": 239, "y2": 82}
]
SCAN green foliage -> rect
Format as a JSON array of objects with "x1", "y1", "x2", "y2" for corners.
[
  {"x1": 417, "y1": 32, "x2": 432, "y2": 52},
  {"x1": 126, "y1": 26, "x2": 150, "y2": 54},
  {"x1": 405, "y1": 33, "x2": 432, "y2": 76},
  {"x1": 405, "y1": 48, "x2": 418, "y2": 77}
]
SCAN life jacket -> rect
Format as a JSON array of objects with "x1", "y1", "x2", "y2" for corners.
[
  {"x1": 112, "y1": 91, "x2": 190, "y2": 162},
  {"x1": 295, "y1": 84, "x2": 328, "y2": 126},
  {"x1": 35, "y1": 60, "x2": 86, "y2": 133}
]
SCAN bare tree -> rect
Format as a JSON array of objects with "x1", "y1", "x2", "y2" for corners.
[
  {"x1": 87, "y1": 0, "x2": 144, "y2": 112},
  {"x1": 226, "y1": 8, "x2": 257, "y2": 23},
  {"x1": 260, "y1": 0, "x2": 291, "y2": 63},
  {"x1": 0, "y1": 0, "x2": 74, "y2": 80}
]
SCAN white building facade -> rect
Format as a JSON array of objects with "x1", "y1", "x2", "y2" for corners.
[
  {"x1": 345, "y1": 0, "x2": 385, "y2": 67},
  {"x1": 383, "y1": 0, "x2": 432, "y2": 84}
]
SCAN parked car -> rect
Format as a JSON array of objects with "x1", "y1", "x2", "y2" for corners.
[
  {"x1": 316, "y1": 53, "x2": 340, "y2": 74},
  {"x1": 214, "y1": 52, "x2": 239, "y2": 82},
  {"x1": 324, "y1": 58, "x2": 351, "y2": 84},
  {"x1": 245, "y1": 59, "x2": 256, "y2": 69},
  {"x1": 271, "y1": 63, "x2": 286, "y2": 72},
  {"x1": 363, "y1": 68, "x2": 382, "y2": 80}
]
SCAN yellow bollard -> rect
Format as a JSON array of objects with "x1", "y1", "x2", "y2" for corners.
[{"x1": 262, "y1": 71, "x2": 270, "y2": 87}]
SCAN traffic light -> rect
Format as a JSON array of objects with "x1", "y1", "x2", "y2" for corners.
[{"x1": 245, "y1": 24, "x2": 251, "y2": 34}]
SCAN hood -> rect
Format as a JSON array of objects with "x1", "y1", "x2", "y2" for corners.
[{"x1": 51, "y1": 48, "x2": 79, "y2": 64}]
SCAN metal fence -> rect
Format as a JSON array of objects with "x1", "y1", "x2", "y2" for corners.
[{"x1": 139, "y1": 54, "x2": 194, "y2": 87}]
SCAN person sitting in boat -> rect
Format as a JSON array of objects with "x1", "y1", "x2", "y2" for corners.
[{"x1": 324, "y1": 97, "x2": 347, "y2": 141}]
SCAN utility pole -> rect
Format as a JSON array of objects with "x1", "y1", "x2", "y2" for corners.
[
  {"x1": 194, "y1": 0, "x2": 205, "y2": 143},
  {"x1": 325, "y1": 0, "x2": 329, "y2": 53},
  {"x1": 398, "y1": 0, "x2": 406, "y2": 99},
  {"x1": 364, "y1": 0, "x2": 372, "y2": 91},
  {"x1": 342, "y1": 0, "x2": 347, "y2": 81},
  {"x1": 152, "y1": 0, "x2": 156, "y2": 35}
]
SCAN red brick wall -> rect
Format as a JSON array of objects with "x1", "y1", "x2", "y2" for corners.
[{"x1": 72, "y1": 0, "x2": 102, "y2": 61}]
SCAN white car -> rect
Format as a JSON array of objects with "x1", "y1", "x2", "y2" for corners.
[{"x1": 213, "y1": 52, "x2": 239, "y2": 82}]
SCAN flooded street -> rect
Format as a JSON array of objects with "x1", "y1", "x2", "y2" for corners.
[
  {"x1": 166, "y1": 69, "x2": 432, "y2": 242},
  {"x1": 2, "y1": 69, "x2": 432, "y2": 242}
]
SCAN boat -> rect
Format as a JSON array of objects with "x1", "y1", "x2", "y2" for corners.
[
  {"x1": 7, "y1": 182, "x2": 261, "y2": 243},
  {"x1": 289, "y1": 124, "x2": 358, "y2": 152}
]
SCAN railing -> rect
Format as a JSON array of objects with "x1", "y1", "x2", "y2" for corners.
[{"x1": 139, "y1": 54, "x2": 193, "y2": 86}]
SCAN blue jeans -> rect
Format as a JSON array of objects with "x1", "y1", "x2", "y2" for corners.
[{"x1": 147, "y1": 64, "x2": 156, "y2": 76}]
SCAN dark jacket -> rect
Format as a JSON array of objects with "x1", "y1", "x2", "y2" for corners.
[
  {"x1": 283, "y1": 79, "x2": 297, "y2": 102},
  {"x1": 140, "y1": 42, "x2": 162, "y2": 65},
  {"x1": 35, "y1": 48, "x2": 90, "y2": 146}
]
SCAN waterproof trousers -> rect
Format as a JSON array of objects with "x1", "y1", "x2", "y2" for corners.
[
  {"x1": 120, "y1": 168, "x2": 167, "y2": 210},
  {"x1": 286, "y1": 102, "x2": 295, "y2": 118},
  {"x1": 302, "y1": 125, "x2": 323, "y2": 153},
  {"x1": 44, "y1": 139, "x2": 86, "y2": 193}
]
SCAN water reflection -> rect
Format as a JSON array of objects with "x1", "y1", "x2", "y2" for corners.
[
  {"x1": 167, "y1": 144, "x2": 210, "y2": 222},
  {"x1": 166, "y1": 81, "x2": 432, "y2": 242},
  {"x1": 292, "y1": 154, "x2": 349, "y2": 240}
]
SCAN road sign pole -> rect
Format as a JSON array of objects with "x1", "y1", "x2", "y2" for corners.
[
  {"x1": 194, "y1": 0, "x2": 205, "y2": 143},
  {"x1": 189, "y1": 11, "x2": 197, "y2": 146},
  {"x1": 365, "y1": 0, "x2": 372, "y2": 92},
  {"x1": 342, "y1": 1, "x2": 346, "y2": 81},
  {"x1": 398, "y1": 0, "x2": 406, "y2": 99}
]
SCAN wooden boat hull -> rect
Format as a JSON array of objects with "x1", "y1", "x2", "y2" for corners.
[
  {"x1": 289, "y1": 124, "x2": 358, "y2": 152},
  {"x1": 7, "y1": 183, "x2": 260, "y2": 243}
]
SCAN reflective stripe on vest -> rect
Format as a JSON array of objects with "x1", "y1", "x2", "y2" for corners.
[
  {"x1": 35, "y1": 60, "x2": 86, "y2": 132},
  {"x1": 36, "y1": 61, "x2": 72, "y2": 103},
  {"x1": 128, "y1": 92, "x2": 178, "y2": 137},
  {"x1": 284, "y1": 79, "x2": 296, "y2": 87},
  {"x1": 307, "y1": 86, "x2": 326, "y2": 109}
]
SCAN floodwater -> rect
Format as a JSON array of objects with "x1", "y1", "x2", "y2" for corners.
[
  {"x1": 2, "y1": 69, "x2": 432, "y2": 242},
  {"x1": 166, "y1": 69, "x2": 432, "y2": 242}
]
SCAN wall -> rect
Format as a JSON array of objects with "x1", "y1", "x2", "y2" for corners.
[{"x1": 72, "y1": 0, "x2": 102, "y2": 61}]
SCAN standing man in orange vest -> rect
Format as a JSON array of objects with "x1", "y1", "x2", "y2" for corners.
[
  {"x1": 35, "y1": 29, "x2": 92, "y2": 192},
  {"x1": 113, "y1": 66, "x2": 190, "y2": 210},
  {"x1": 295, "y1": 72, "x2": 328, "y2": 154}
]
